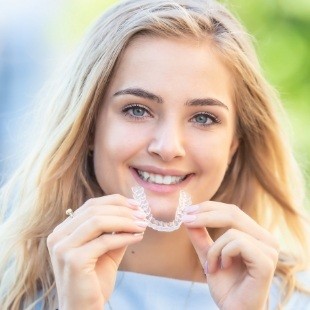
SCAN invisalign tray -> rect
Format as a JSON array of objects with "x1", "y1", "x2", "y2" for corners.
[{"x1": 131, "y1": 186, "x2": 192, "y2": 232}]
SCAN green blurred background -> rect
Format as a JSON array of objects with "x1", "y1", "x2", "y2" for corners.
[
  {"x1": 232, "y1": 0, "x2": 310, "y2": 204},
  {"x1": 52, "y1": 0, "x2": 309, "y2": 204}
]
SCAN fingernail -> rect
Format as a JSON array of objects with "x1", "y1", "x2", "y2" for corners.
[
  {"x1": 203, "y1": 261, "x2": 208, "y2": 275},
  {"x1": 135, "y1": 220, "x2": 149, "y2": 228},
  {"x1": 127, "y1": 199, "x2": 140, "y2": 208},
  {"x1": 181, "y1": 214, "x2": 197, "y2": 223},
  {"x1": 133, "y1": 210, "x2": 146, "y2": 219},
  {"x1": 184, "y1": 204, "x2": 200, "y2": 214}
]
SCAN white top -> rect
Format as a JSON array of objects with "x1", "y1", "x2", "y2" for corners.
[{"x1": 104, "y1": 271, "x2": 310, "y2": 310}]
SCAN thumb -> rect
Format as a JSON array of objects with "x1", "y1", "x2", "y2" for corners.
[{"x1": 186, "y1": 227, "x2": 214, "y2": 267}]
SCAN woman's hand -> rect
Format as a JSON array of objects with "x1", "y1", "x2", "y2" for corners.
[
  {"x1": 182, "y1": 201, "x2": 279, "y2": 310},
  {"x1": 47, "y1": 194, "x2": 147, "y2": 310}
]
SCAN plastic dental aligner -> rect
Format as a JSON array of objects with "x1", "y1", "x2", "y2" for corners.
[{"x1": 131, "y1": 186, "x2": 192, "y2": 232}]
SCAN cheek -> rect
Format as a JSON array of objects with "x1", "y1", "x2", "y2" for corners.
[
  {"x1": 191, "y1": 132, "x2": 233, "y2": 190},
  {"x1": 190, "y1": 137, "x2": 231, "y2": 202},
  {"x1": 93, "y1": 122, "x2": 133, "y2": 194},
  {"x1": 93, "y1": 117, "x2": 148, "y2": 173},
  {"x1": 190, "y1": 133, "x2": 232, "y2": 167}
]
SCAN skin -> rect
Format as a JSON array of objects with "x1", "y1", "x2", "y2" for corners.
[{"x1": 47, "y1": 36, "x2": 279, "y2": 310}]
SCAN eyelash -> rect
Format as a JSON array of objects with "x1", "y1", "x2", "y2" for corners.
[
  {"x1": 121, "y1": 104, "x2": 152, "y2": 120},
  {"x1": 190, "y1": 112, "x2": 221, "y2": 127},
  {"x1": 121, "y1": 104, "x2": 221, "y2": 127}
]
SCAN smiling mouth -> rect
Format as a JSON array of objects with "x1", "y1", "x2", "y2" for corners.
[{"x1": 135, "y1": 169, "x2": 189, "y2": 185}]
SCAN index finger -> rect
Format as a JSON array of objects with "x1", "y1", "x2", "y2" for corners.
[
  {"x1": 186, "y1": 227, "x2": 214, "y2": 268},
  {"x1": 183, "y1": 201, "x2": 279, "y2": 250}
]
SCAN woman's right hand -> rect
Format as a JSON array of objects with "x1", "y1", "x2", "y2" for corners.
[{"x1": 47, "y1": 194, "x2": 147, "y2": 310}]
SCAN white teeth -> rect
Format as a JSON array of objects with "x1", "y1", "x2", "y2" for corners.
[
  {"x1": 137, "y1": 170, "x2": 185, "y2": 185},
  {"x1": 143, "y1": 171, "x2": 150, "y2": 180},
  {"x1": 155, "y1": 175, "x2": 163, "y2": 184},
  {"x1": 163, "y1": 175, "x2": 172, "y2": 184}
]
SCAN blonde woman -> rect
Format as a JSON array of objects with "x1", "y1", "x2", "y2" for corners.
[{"x1": 0, "y1": 0, "x2": 309, "y2": 309}]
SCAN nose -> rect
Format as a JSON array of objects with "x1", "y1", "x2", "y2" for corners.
[{"x1": 147, "y1": 120, "x2": 186, "y2": 161}]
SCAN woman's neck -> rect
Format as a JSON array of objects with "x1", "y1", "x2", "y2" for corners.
[{"x1": 119, "y1": 226, "x2": 205, "y2": 282}]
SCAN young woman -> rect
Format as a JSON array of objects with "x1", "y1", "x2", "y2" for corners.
[{"x1": 0, "y1": 0, "x2": 309, "y2": 309}]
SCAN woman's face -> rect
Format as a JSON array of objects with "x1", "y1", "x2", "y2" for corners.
[{"x1": 93, "y1": 36, "x2": 238, "y2": 221}]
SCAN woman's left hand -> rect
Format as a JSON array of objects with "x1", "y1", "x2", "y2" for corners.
[{"x1": 182, "y1": 201, "x2": 279, "y2": 310}]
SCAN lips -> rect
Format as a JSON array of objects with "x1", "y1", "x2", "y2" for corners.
[{"x1": 136, "y1": 169, "x2": 187, "y2": 185}]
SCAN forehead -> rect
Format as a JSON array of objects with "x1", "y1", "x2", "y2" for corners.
[{"x1": 107, "y1": 35, "x2": 235, "y2": 110}]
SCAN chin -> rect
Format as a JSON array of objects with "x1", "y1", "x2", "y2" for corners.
[{"x1": 147, "y1": 198, "x2": 179, "y2": 222}]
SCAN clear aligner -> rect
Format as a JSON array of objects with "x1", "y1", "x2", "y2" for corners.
[{"x1": 131, "y1": 186, "x2": 192, "y2": 232}]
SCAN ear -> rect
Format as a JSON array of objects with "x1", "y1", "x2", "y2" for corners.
[{"x1": 228, "y1": 135, "x2": 239, "y2": 165}]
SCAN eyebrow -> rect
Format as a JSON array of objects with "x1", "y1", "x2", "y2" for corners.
[
  {"x1": 113, "y1": 87, "x2": 229, "y2": 110},
  {"x1": 113, "y1": 88, "x2": 163, "y2": 104},
  {"x1": 185, "y1": 98, "x2": 229, "y2": 110}
]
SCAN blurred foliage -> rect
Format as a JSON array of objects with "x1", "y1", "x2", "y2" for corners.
[
  {"x1": 51, "y1": 0, "x2": 310, "y2": 201},
  {"x1": 227, "y1": 0, "x2": 310, "y2": 201}
]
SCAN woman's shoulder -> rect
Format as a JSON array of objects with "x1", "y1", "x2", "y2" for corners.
[
  {"x1": 296, "y1": 270, "x2": 310, "y2": 286},
  {"x1": 270, "y1": 270, "x2": 310, "y2": 309}
]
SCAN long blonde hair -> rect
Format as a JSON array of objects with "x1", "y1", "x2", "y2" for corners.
[{"x1": 0, "y1": 0, "x2": 309, "y2": 308}]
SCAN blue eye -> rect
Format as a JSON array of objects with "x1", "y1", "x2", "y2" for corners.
[
  {"x1": 131, "y1": 106, "x2": 146, "y2": 117},
  {"x1": 122, "y1": 104, "x2": 151, "y2": 119},
  {"x1": 195, "y1": 114, "x2": 211, "y2": 124},
  {"x1": 191, "y1": 112, "x2": 220, "y2": 126}
]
